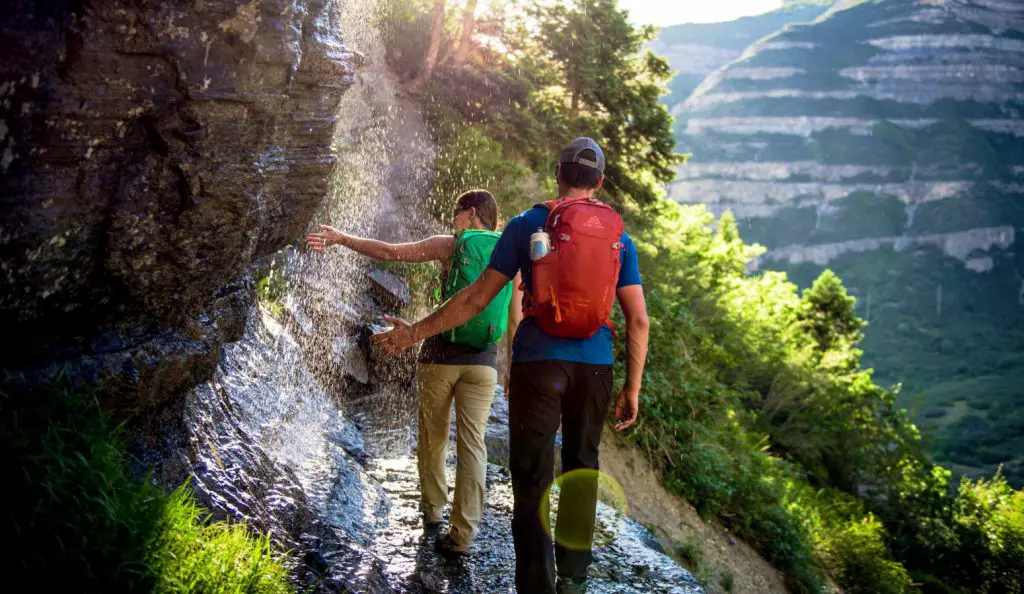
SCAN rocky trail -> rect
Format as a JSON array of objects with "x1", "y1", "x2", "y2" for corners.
[{"x1": 139, "y1": 291, "x2": 704, "y2": 593}]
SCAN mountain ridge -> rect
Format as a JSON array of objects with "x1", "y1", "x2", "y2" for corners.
[{"x1": 659, "y1": 0, "x2": 1024, "y2": 486}]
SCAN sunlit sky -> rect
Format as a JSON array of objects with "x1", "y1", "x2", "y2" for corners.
[{"x1": 618, "y1": 0, "x2": 785, "y2": 26}]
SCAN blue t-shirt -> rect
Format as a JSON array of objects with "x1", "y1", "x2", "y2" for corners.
[{"x1": 488, "y1": 205, "x2": 642, "y2": 364}]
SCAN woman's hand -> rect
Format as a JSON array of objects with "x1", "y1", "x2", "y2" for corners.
[{"x1": 305, "y1": 224, "x2": 346, "y2": 252}]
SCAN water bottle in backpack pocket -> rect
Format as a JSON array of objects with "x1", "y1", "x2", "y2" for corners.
[{"x1": 530, "y1": 228, "x2": 551, "y2": 261}]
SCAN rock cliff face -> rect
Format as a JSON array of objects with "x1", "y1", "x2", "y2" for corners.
[
  {"x1": 670, "y1": 0, "x2": 1024, "y2": 484},
  {"x1": 0, "y1": 0, "x2": 354, "y2": 410},
  {"x1": 651, "y1": 3, "x2": 831, "y2": 112},
  {"x1": 672, "y1": 0, "x2": 1023, "y2": 254}
]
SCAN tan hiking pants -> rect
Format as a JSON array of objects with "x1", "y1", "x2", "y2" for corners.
[{"x1": 416, "y1": 363, "x2": 497, "y2": 551}]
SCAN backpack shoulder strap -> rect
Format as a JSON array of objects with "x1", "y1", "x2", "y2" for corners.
[{"x1": 452, "y1": 230, "x2": 470, "y2": 254}]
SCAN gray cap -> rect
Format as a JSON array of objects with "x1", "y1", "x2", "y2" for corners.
[{"x1": 559, "y1": 137, "x2": 605, "y2": 173}]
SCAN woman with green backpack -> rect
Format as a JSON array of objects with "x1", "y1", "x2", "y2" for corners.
[{"x1": 305, "y1": 189, "x2": 520, "y2": 558}]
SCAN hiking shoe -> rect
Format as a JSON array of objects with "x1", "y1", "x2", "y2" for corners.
[
  {"x1": 556, "y1": 576, "x2": 588, "y2": 594},
  {"x1": 423, "y1": 516, "x2": 444, "y2": 531},
  {"x1": 433, "y1": 533, "x2": 470, "y2": 560}
]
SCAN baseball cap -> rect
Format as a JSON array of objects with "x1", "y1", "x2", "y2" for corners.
[{"x1": 559, "y1": 137, "x2": 605, "y2": 173}]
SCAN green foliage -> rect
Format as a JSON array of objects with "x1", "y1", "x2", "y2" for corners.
[
  {"x1": 810, "y1": 192, "x2": 908, "y2": 244},
  {"x1": 257, "y1": 262, "x2": 287, "y2": 320},
  {"x1": 380, "y1": 2, "x2": 1023, "y2": 592},
  {"x1": 1, "y1": 375, "x2": 294, "y2": 592},
  {"x1": 2, "y1": 374, "x2": 162, "y2": 589},
  {"x1": 948, "y1": 475, "x2": 1024, "y2": 593},
  {"x1": 797, "y1": 487, "x2": 912, "y2": 594},
  {"x1": 431, "y1": 121, "x2": 532, "y2": 222},
  {"x1": 531, "y1": 0, "x2": 682, "y2": 204},
  {"x1": 738, "y1": 205, "x2": 818, "y2": 250},
  {"x1": 720, "y1": 569, "x2": 736, "y2": 592},
  {"x1": 778, "y1": 246, "x2": 1024, "y2": 489},
  {"x1": 148, "y1": 489, "x2": 292, "y2": 594},
  {"x1": 798, "y1": 269, "x2": 865, "y2": 354}
]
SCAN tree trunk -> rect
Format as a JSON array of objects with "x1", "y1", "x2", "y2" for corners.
[
  {"x1": 411, "y1": 0, "x2": 446, "y2": 91},
  {"x1": 451, "y1": 0, "x2": 478, "y2": 68},
  {"x1": 569, "y1": 88, "x2": 580, "y2": 118}
]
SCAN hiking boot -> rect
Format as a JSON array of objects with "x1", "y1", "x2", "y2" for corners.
[
  {"x1": 433, "y1": 533, "x2": 470, "y2": 560},
  {"x1": 423, "y1": 516, "x2": 444, "y2": 531},
  {"x1": 556, "y1": 576, "x2": 588, "y2": 594}
]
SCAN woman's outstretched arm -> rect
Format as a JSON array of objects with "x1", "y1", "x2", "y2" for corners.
[{"x1": 306, "y1": 224, "x2": 454, "y2": 262}]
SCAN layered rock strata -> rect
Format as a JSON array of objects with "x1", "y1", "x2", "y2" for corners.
[
  {"x1": 672, "y1": 0, "x2": 1024, "y2": 265},
  {"x1": 651, "y1": 3, "x2": 831, "y2": 110}
]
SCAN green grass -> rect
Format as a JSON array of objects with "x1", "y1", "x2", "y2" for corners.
[
  {"x1": 149, "y1": 490, "x2": 293, "y2": 594},
  {"x1": 2, "y1": 373, "x2": 295, "y2": 592}
]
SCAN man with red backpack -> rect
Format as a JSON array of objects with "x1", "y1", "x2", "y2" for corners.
[{"x1": 374, "y1": 137, "x2": 650, "y2": 594}]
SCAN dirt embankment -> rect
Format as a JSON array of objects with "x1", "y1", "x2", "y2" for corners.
[{"x1": 601, "y1": 432, "x2": 789, "y2": 594}]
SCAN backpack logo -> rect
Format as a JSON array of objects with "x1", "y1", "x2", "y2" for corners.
[{"x1": 583, "y1": 215, "x2": 604, "y2": 229}]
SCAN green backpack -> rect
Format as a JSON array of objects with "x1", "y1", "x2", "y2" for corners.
[{"x1": 441, "y1": 229, "x2": 513, "y2": 349}]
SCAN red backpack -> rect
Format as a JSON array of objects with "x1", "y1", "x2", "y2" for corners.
[{"x1": 526, "y1": 197, "x2": 624, "y2": 339}]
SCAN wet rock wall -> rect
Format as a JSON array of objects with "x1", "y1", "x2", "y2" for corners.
[{"x1": 0, "y1": 0, "x2": 354, "y2": 410}]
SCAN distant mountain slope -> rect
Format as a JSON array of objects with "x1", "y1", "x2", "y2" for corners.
[
  {"x1": 651, "y1": 2, "x2": 833, "y2": 111},
  {"x1": 669, "y1": 0, "x2": 1024, "y2": 486}
]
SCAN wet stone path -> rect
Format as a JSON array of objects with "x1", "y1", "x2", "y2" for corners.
[
  {"x1": 163, "y1": 311, "x2": 703, "y2": 594},
  {"x1": 344, "y1": 391, "x2": 705, "y2": 594}
]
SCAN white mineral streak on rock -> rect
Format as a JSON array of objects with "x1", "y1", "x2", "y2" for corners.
[
  {"x1": 949, "y1": 1, "x2": 1024, "y2": 33},
  {"x1": 754, "y1": 226, "x2": 1016, "y2": 268},
  {"x1": 969, "y1": 119, "x2": 1024, "y2": 137},
  {"x1": 840, "y1": 65, "x2": 1024, "y2": 83},
  {"x1": 868, "y1": 8, "x2": 947, "y2": 28},
  {"x1": 682, "y1": 117, "x2": 941, "y2": 136},
  {"x1": 684, "y1": 87, "x2": 1024, "y2": 111},
  {"x1": 653, "y1": 44, "x2": 742, "y2": 76},
  {"x1": 970, "y1": 0, "x2": 1024, "y2": 10},
  {"x1": 866, "y1": 34, "x2": 1024, "y2": 53},
  {"x1": 752, "y1": 41, "x2": 818, "y2": 52},
  {"x1": 684, "y1": 40, "x2": 818, "y2": 110},
  {"x1": 669, "y1": 179, "x2": 973, "y2": 211},
  {"x1": 723, "y1": 67, "x2": 806, "y2": 80},
  {"x1": 965, "y1": 257, "x2": 995, "y2": 273},
  {"x1": 675, "y1": 161, "x2": 893, "y2": 182},
  {"x1": 991, "y1": 182, "x2": 1024, "y2": 194}
]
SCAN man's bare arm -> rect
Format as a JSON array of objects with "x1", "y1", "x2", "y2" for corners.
[
  {"x1": 503, "y1": 271, "x2": 524, "y2": 396},
  {"x1": 614, "y1": 284, "x2": 650, "y2": 431},
  {"x1": 306, "y1": 225, "x2": 454, "y2": 262},
  {"x1": 374, "y1": 268, "x2": 512, "y2": 353}
]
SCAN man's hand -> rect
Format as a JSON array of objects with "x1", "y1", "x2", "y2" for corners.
[
  {"x1": 306, "y1": 224, "x2": 346, "y2": 252},
  {"x1": 614, "y1": 388, "x2": 639, "y2": 431},
  {"x1": 371, "y1": 315, "x2": 417, "y2": 354}
]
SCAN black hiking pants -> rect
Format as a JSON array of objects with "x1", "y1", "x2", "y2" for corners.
[{"x1": 508, "y1": 360, "x2": 614, "y2": 594}]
